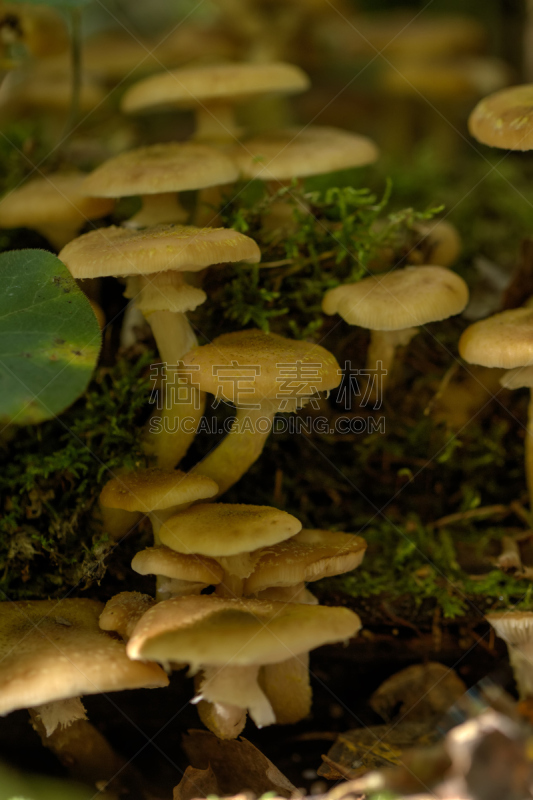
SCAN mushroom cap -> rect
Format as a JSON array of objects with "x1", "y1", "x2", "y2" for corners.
[
  {"x1": 459, "y1": 308, "x2": 533, "y2": 368},
  {"x1": 2, "y1": 3, "x2": 69, "y2": 58},
  {"x1": 0, "y1": 598, "x2": 168, "y2": 716},
  {"x1": 127, "y1": 594, "x2": 361, "y2": 667},
  {"x1": 0, "y1": 69, "x2": 105, "y2": 113},
  {"x1": 244, "y1": 529, "x2": 367, "y2": 594},
  {"x1": 0, "y1": 173, "x2": 114, "y2": 229},
  {"x1": 82, "y1": 142, "x2": 239, "y2": 199},
  {"x1": 230, "y1": 126, "x2": 379, "y2": 181},
  {"x1": 124, "y1": 272, "x2": 206, "y2": 314},
  {"x1": 469, "y1": 84, "x2": 533, "y2": 151},
  {"x1": 181, "y1": 329, "x2": 341, "y2": 405},
  {"x1": 322, "y1": 266, "x2": 469, "y2": 331},
  {"x1": 99, "y1": 469, "x2": 218, "y2": 513},
  {"x1": 132, "y1": 545, "x2": 224, "y2": 584},
  {"x1": 121, "y1": 61, "x2": 310, "y2": 114},
  {"x1": 486, "y1": 611, "x2": 533, "y2": 646},
  {"x1": 99, "y1": 591, "x2": 156, "y2": 641},
  {"x1": 159, "y1": 503, "x2": 302, "y2": 557},
  {"x1": 58, "y1": 224, "x2": 261, "y2": 280}
]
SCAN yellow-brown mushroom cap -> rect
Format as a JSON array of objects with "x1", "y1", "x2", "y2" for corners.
[
  {"x1": 459, "y1": 308, "x2": 533, "y2": 368},
  {"x1": 0, "y1": 69, "x2": 105, "y2": 113},
  {"x1": 182, "y1": 329, "x2": 341, "y2": 405},
  {"x1": 0, "y1": 598, "x2": 168, "y2": 716},
  {"x1": 0, "y1": 173, "x2": 114, "y2": 229},
  {"x1": 127, "y1": 594, "x2": 361, "y2": 667},
  {"x1": 159, "y1": 503, "x2": 302, "y2": 557},
  {"x1": 121, "y1": 61, "x2": 310, "y2": 114},
  {"x1": 469, "y1": 84, "x2": 533, "y2": 151},
  {"x1": 99, "y1": 591, "x2": 156, "y2": 641},
  {"x1": 132, "y1": 546, "x2": 224, "y2": 584},
  {"x1": 82, "y1": 142, "x2": 239, "y2": 199},
  {"x1": 322, "y1": 266, "x2": 469, "y2": 331},
  {"x1": 99, "y1": 469, "x2": 218, "y2": 514},
  {"x1": 244, "y1": 529, "x2": 367, "y2": 595},
  {"x1": 229, "y1": 126, "x2": 379, "y2": 181},
  {"x1": 59, "y1": 224, "x2": 261, "y2": 280}
]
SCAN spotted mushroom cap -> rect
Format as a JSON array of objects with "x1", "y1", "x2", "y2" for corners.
[
  {"x1": 132, "y1": 546, "x2": 224, "y2": 584},
  {"x1": 469, "y1": 84, "x2": 533, "y2": 151},
  {"x1": 230, "y1": 126, "x2": 379, "y2": 181},
  {"x1": 181, "y1": 329, "x2": 341, "y2": 406},
  {"x1": 127, "y1": 594, "x2": 361, "y2": 668},
  {"x1": 82, "y1": 142, "x2": 239, "y2": 198},
  {"x1": 244, "y1": 529, "x2": 367, "y2": 595},
  {"x1": 58, "y1": 224, "x2": 261, "y2": 280},
  {"x1": 322, "y1": 266, "x2": 469, "y2": 331},
  {"x1": 99, "y1": 591, "x2": 156, "y2": 641},
  {"x1": 99, "y1": 469, "x2": 218, "y2": 514},
  {"x1": 459, "y1": 308, "x2": 533, "y2": 369},
  {"x1": 0, "y1": 598, "x2": 168, "y2": 716},
  {"x1": 159, "y1": 503, "x2": 302, "y2": 557},
  {"x1": 121, "y1": 62, "x2": 310, "y2": 114},
  {"x1": 0, "y1": 173, "x2": 114, "y2": 230}
]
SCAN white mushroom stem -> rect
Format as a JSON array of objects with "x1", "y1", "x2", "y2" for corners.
[
  {"x1": 191, "y1": 404, "x2": 276, "y2": 497},
  {"x1": 367, "y1": 327, "x2": 419, "y2": 397},
  {"x1": 215, "y1": 552, "x2": 263, "y2": 599},
  {"x1": 195, "y1": 664, "x2": 276, "y2": 730},
  {"x1": 195, "y1": 102, "x2": 242, "y2": 143},
  {"x1": 260, "y1": 653, "x2": 312, "y2": 724},
  {"x1": 157, "y1": 578, "x2": 207, "y2": 602},
  {"x1": 32, "y1": 697, "x2": 87, "y2": 736},
  {"x1": 126, "y1": 192, "x2": 189, "y2": 228},
  {"x1": 143, "y1": 386, "x2": 206, "y2": 470}
]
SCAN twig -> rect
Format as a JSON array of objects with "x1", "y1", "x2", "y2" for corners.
[{"x1": 432, "y1": 504, "x2": 509, "y2": 529}]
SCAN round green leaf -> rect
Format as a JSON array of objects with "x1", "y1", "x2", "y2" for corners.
[{"x1": 0, "y1": 249, "x2": 101, "y2": 426}]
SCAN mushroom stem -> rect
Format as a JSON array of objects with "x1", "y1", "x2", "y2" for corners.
[
  {"x1": 126, "y1": 192, "x2": 189, "y2": 228},
  {"x1": 367, "y1": 327, "x2": 419, "y2": 398},
  {"x1": 143, "y1": 386, "x2": 206, "y2": 469},
  {"x1": 260, "y1": 653, "x2": 312, "y2": 724},
  {"x1": 191, "y1": 405, "x2": 276, "y2": 497},
  {"x1": 29, "y1": 703, "x2": 130, "y2": 788},
  {"x1": 526, "y1": 390, "x2": 533, "y2": 514},
  {"x1": 196, "y1": 664, "x2": 275, "y2": 732},
  {"x1": 195, "y1": 102, "x2": 242, "y2": 142},
  {"x1": 145, "y1": 310, "x2": 198, "y2": 364}
]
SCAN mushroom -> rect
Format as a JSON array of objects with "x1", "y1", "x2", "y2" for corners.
[
  {"x1": 244, "y1": 528, "x2": 367, "y2": 599},
  {"x1": 0, "y1": 172, "x2": 114, "y2": 250},
  {"x1": 99, "y1": 591, "x2": 156, "y2": 641},
  {"x1": 469, "y1": 84, "x2": 533, "y2": 151},
  {"x1": 322, "y1": 265, "x2": 469, "y2": 397},
  {"x1": 0, "y1": 598, "x2": 167, "y2": 784},
  {"x1": 158, "y1": 502, "x2": 303, "y2": 597},
  {"x1": 229, "y1": 125, "x2": 379, "y2": 230},
  {"x1": 182, "y1": 329, "x2": 341, "y2": 496},
  {"x1": 123, "y1": 593, "x2": 361, "y2": 738},
  {"x1": 59, "y1": 224, "x2": 261, "y2": 364},
  {"x1": 0, "y1": 3, "x2": 68, "y2": 59},
  {"x1": 459, "y1": 308, "x2": 533, "y2": 509},
  {"x1": 121, "y1": 61, "x2": 310, "y2": 143},
  {"x1": 132, "y1": 546, "x2": 225, "y2": 601},
  {"x1": 486, "y1": 611, "x2": 533, "y2": 698},
  {"x1": 82, "y1": 142, "x2": 239, "y2": 229}
]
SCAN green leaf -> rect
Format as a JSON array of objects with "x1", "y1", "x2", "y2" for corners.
[{"x1": 0, "y1": 249, "x2": 101, "y2": 426}]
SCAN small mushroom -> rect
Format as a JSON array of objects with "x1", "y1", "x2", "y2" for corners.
[
  {"x1": 182, "y1": 329, "x2": 341, "y2": 496},
  {"x1": 158, "y1": 502, "x2": 303, "y2": 597},
  {"x1": 82, "y1": 142, "x2": 239, "y2": 228},
  {"x1": 121, "y1": 61, "x2": 310, "y2": 143},
  {"x1": 132, "y1": 546, "x2": 224, "y2": 601},
  {"x1": 469, "y1": 84, "x2": 533, "y2": 151},
  {"x1": 486, "y1": 611, "x2": 533, "y2": 697},
  {"x1": 0, "y1": 172, "x2": 114, "y2": 250},
  {"x1": 323, "y1": 265, "x2": 469, "y2": 397}
]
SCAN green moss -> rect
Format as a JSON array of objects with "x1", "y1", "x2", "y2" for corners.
[{"x1": 0, "y1": 350, "x2": 153, "y2": 600}]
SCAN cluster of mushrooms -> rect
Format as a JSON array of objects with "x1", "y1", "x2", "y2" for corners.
[{"x1": 4, "y1": 7, "x2": 533, "y2": 788}]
